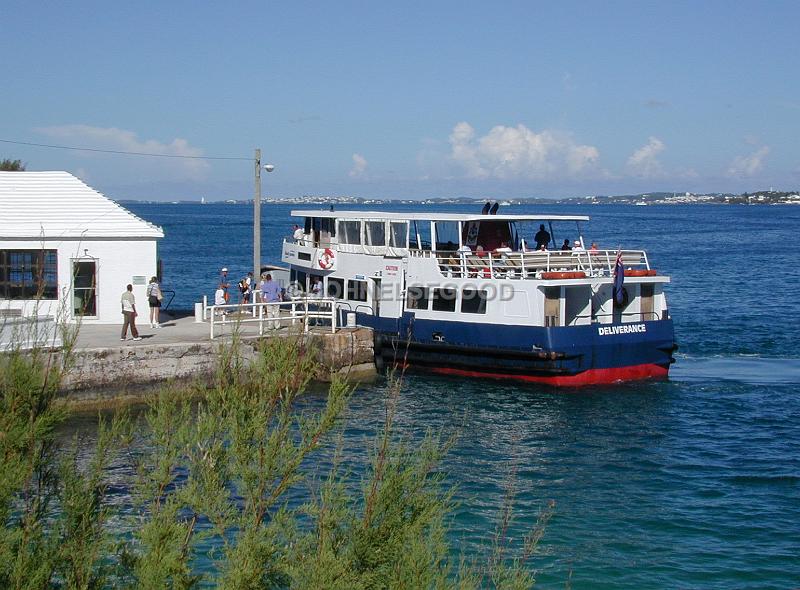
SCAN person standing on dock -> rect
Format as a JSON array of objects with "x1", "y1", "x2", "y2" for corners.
[
  {"x1": 219, "y1": 267, "x2": 230, "y2": 303},
  {"x1": 260, "y1": 273, "x2": 282, "y2": 329},
  {"x1": 147, "y1": 276, "x2": 162, "y2": 328},
  {"x1": 120, "y1": 284, "x2": 142, "y2": 341},
  {"x1": 239, "y1": 272, "x2": 254, "y2": 304}
]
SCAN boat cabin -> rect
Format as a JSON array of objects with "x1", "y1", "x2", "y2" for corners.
[{"x1": 282, "y1": 210, "x2": 669, "y2": 330}]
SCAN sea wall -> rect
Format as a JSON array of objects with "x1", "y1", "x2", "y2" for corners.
[{"x1": 59, "y1": 327, "x2": 376, "y2": 406}]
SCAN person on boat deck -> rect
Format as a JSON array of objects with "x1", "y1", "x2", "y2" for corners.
[
  {"x1": 293, "y1": 224, "x2": 304, "y2": 243},
  {"x1": 539, "y1": 244, "x2": 548, "y2": 251},
  {"x1": 561, "y1": 239, "x2": 572, "y2": 251},
  {"x1": 573, "y1": 240, "x2": 585, "y2": 252},
  {"x1": 590, "y1": 242, "x2": 599, "y2": 251},
  {"x1": 310, "y1": 276, "x2": 322, "y2": 298},
  {"x1": 494, "y1": 242, "x2": 512, "y2": 254},
  {"x1": 475, "y1": 245, "x2": 487, "y2": 257},
  {"x1": 458, "y1": 243, "x2": 472, "y2": 254},
  {"x1": 534, "y1": 224, "x2": 551, "y2": 249}
]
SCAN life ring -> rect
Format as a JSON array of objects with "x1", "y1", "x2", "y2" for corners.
[
  {"x1": 541, "y1": 271, "x2": 586, "y2": 280},
  {"x1": 318, "y1": 248, "x2": 335, "y2": 269}
]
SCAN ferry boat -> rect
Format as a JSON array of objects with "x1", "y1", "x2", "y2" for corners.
[{"x1": 281, "y1": 209, "x2": 676, "y2": 386}]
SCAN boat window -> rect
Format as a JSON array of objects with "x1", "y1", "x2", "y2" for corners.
[
  {"x1": 389, "y1": 222, "x2": 408, "y2": 248},
  {"x1": 432, "y1": 288, "x2": 457, "y2": 312},
  {"x1": 460, "y1": 289, "x2": 487, "y2": 314},
  {"x1": 327, "y1": 277, "x2": 344, "y2": 299},
  {"x1": 365, "y1": 221, "x2": 386, "y2": 246},
  {"x1": 411, "y1": 220, "x2": 431, "y2": 251},
  {"x1": 347, "y1": 279, "x2": 367, "y2": 302},
  {"x1": 406, "y1": 286, "x2": 429, "y2": 310},
  {"x1": 434, "y1": 221, "x2": 459, "y2": 251},
  {"x1": 338, "y1": 220, "x2": 362, "y2": 245}
]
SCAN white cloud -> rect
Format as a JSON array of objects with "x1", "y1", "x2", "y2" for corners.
[
  {"x1": 349, "y1": 153, "x2": 368, "y2": 178},
  {"x1": 727, "y1": 146, "x2": 769, "y2": 177},
  {"x1": 447, "y1": 122, "x2": 600, "y2": 180},
  {"x1": 626, "y1": 137, "x2": 665, "y2": 178},
  {"x1": 34, "y1": 124, "x2": 209, "y2": 178}
]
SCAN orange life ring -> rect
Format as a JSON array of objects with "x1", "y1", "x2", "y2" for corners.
[{"x1": 318, "y1": 248, "x2": 335, "y2": 270}]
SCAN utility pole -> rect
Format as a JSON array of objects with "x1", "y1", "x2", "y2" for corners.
[{"x1": 254, "y1": 148, "x2": 261, "y2": 283}]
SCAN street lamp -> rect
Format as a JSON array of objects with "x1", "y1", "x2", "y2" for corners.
[{"x1": 254, "y1": 148, "x2": 275, "y2": 283}]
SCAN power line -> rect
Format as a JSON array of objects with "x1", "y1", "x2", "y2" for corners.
[{"x1": 0, "y1": 138, "x2": 252, "y2": 161}]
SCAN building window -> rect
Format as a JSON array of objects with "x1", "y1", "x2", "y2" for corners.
[
  {"x1": 347, "y1": 279, "x2": 367, "y2": 302},
  {"x1": 461, "y1": 289, "x2": 487, "y2": 314},
  {"x1": 0, "y1": 249, "x2": 58, "y2": 300},
  {"x1": 432, "y1": 288, "x2": 457, "y2": 312}
]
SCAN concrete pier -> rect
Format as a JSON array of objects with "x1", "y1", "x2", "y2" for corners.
[{"x1": 58, "y1": 312, "x2": 375, "y2": 406}]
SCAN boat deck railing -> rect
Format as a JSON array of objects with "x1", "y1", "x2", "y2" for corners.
[{"x1": 418, "y1": 248, "x2": 650, "y2": 280}]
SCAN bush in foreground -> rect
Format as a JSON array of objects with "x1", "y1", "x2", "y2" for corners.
[{"x1": 0, "y1": 335, "x2": 553, "y2": 589}]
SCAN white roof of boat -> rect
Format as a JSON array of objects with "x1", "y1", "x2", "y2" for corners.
[
  {"x1": 290, "y1": 209, "x2": 589, "y2": 222},
  {"x1": 0, "y1": 171, "x2": 164, "y2": 239}
]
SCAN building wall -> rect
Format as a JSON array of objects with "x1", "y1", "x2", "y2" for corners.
[{"x1": 1, "y1": 237, "x2": 158, "y2": 324}]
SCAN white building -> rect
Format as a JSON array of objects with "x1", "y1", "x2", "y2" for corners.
[{"x1": 0, "y1": 171, "x2": 164, "y2": 324}]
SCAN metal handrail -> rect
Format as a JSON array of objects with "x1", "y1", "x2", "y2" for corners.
[
  {"x1": 575, "y1": 310, "x2": 664, "y2": 323},
  {"x1": 208, "y1": 298, "x2": 338, "y2": 339},
  {"x1": 159, "y1": 288, "x2": 176, "y2": 311},
  {"x1": 433, "y1": 249, "x2": 650, "y2": 280}
]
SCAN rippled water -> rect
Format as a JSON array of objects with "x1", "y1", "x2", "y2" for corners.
[{"x1": 99, "y1": 202, "x2": 800, "y2": 588}]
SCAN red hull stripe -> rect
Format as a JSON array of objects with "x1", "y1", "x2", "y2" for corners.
[{"x1": 427, "y1": 363, "x2": 669, "y2": 386}]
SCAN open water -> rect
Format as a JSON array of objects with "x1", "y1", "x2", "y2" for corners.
[{"x1": 114, "y1": 203, "x2": 800, "y2": 588}]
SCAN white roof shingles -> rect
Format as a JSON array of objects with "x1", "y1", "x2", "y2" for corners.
[{"x1": 0, "y1": 171, "x2": 164, "y2": 239}]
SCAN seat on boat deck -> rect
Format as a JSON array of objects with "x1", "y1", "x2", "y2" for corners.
[
  {"x1": 466, "y1": 254, "x2": 491, "y2": 278},
  {"x1": 492, "y1": 253, "x2": 521, "y2": 278},
  {"x1": 439, "y1": 255, "x2": 462, "y2": 278}
]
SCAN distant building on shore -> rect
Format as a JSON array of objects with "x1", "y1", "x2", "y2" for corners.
[{"x1": 0, "y1": 171, "x2": 164, "y2": 324}]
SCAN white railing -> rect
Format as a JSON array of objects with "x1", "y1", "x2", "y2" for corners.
[
  {"x1": 429, "y1": 249, "x2": 650, "y2": 280},
  {"x1": 207, "y1": 298, "x2": 338, "y2": 339}
]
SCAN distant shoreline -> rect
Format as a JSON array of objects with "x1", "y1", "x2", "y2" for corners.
[{"x1": 119, "y1": 191, "x2": 800, "y2": 206}]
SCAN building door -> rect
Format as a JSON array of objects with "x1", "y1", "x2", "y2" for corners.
[{"x1": 73, "y1": 260, "x2": 97, "y2": 317}]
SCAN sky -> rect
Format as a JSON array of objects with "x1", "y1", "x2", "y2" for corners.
[{"x1": 2, "y1": 0, "x2": 799, "y2": 201}]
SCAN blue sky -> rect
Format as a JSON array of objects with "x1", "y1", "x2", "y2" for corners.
[{"x1": 2, "y1": 0, "x2": 799, "y2": 200}]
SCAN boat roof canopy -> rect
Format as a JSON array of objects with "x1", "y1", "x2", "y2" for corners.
[{"x1": 290, "y1": 210, "x2": 590, "y2": 222}]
